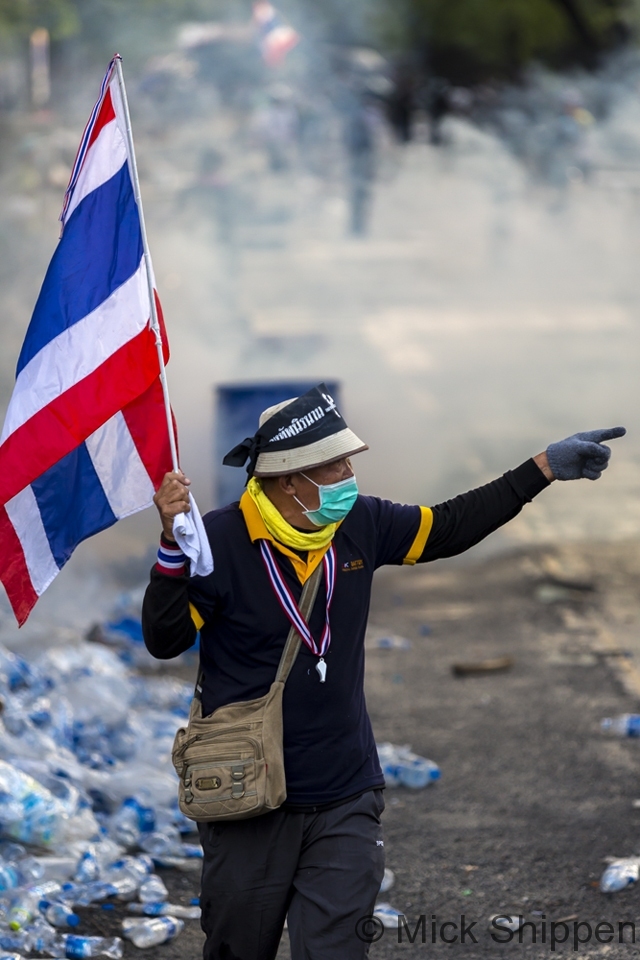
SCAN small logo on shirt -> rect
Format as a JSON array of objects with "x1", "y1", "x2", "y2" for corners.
[
  {"x1": 376, "y1": 840, "x2": 384, "y2": 847},
  {"x1": 342, "y1": 558, "x2": 364, "y2": 572}
]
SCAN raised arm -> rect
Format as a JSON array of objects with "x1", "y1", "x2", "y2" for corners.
[{"x1": 420, "y1": 427, "x2": 626, "y2": 563}]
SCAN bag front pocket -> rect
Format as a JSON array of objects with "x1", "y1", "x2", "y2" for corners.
[
  {"x1": 175, "y1": 733, "x2": 268, "y2": 820},
  {"x1": 181, "y1": 757, "x2": 266, "y2": 820}
]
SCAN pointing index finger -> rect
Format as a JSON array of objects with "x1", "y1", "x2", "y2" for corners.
[{"x1": 582, "y1": 426, "x2": 626, "y2": 444}]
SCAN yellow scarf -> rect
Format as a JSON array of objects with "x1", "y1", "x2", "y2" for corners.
[{"x1": 246, "y1": 477, "x2": 337, "y2": 550}]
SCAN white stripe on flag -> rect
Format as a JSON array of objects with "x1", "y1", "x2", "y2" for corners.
[
  {"x1": 5, "y1": 486, "x2": 59, "y2": 596},
  {"x1": 85, "y1": 412, "x2": 155, "y2": 519},
  {"x1": 1, "y1": 259, "x2": 150, "y2": 443},
  {"x1": 64, "y1": 110, "x2": 128, "y2": 224}
]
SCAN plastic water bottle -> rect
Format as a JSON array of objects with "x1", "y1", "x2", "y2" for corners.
[
  {"x1": 139, "y1": 826, "x2": 184, "y2": 858},
  {"x1": 377, "y1": 743, "x2": 440, "y2": 788},
  {"x1": 373, "y1": 902, "x2": 403, "y2": 928},
  {"x1": 40, "y1": 899, "x2": 80, "y2": 928},
  {"x1": 110, "y1": 797, "x2": 155, "y2": 848},
  {"x1": 54, "y1": 935, "x2": 123, "y2": 958},
  {"x1": 0, "y1": 929, "x2": 31, "y2": 953},
  {"x1": 122, "y1": 916, "x2": 184, "y2": 947},
  {"x1": 601, "y1": 715, "x2": 640, "y2": 738},
  {"x1": 397, "y1": 754, "x2": 440, "y2": 788},
  {"x1": 138, "y1": 874, "x2": 168, "y2": 903},
  {"x1": 106, "y1": 856, "x2": 153, "y2": 885},
  {"x1": 0, "y1": 864, "x2": 20, "y2": 892},
  {"x1": 128, "y1": 901, "x2": 201, "y2": 919},
  {"x1": 181, "y1": 843, "x2": 203, "y2": 859},
  {"x1": 74, "y1": 850, "x2": 100, "y2": 884},
  {"x1": 8, "y1": 892, "x2": 39, "y2": 930},
  {"x1": 74, "y1": 876, "x2": 138, "y2": 905},
  {"x1": 34, "y1": 857, "x2": 77, "y2": 882},
  {"x1": 600, "y1": 858, "x2": 640, "y2": 892}
]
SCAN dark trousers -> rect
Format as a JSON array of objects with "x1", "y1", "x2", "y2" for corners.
[{"x1": 198, "y1": 789, "x2": 385, "y2": 960}]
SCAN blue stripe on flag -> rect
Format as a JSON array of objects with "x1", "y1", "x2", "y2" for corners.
[
  {"x1": 17, "y1": 162, "x2": 143, "y2": 374},
  {"x1": 31, "y1": 443, "x2": 117, "y2": 568}
]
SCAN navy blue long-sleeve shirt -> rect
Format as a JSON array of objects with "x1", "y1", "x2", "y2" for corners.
[{"x1": 142, "y1": 459, "x2": 548, "y2": 808}]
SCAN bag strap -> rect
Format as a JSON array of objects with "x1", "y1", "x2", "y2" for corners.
[
  {"x1": 275, "y1": 561, "x2": 324, "y2": 684},
  {"x1": 193, "y1": 556, "x2": 325, "y2": 700}
]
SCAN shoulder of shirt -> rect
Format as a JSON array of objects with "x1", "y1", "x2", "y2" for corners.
[
  {"x1": 349, "y1": 494, "x2": 417, "y2": 514},
  {"x1": 341, "y1": 494, "x2": 404, "y2": 527},
  {"x1": 201, "y1": 501, "x2": 246, "y2": 537}
]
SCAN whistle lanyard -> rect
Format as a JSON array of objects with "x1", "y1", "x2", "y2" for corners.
[{"x1": 259, "y1": 540, "x2": 336, "y2": 682}]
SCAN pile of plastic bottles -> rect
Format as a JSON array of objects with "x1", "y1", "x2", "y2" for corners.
[
  {"x1": 0, "y1": 838, "x2": 201, "y2": 956},
  {"x1": 0, "y1": 641, "x2": 199, "y2": 849},
  {"x1": 376, "y1": 743, "x2": 441, "y2": 788},
  {"x1": 0, "y1": 637, "x2": 206, "y2": 953}
]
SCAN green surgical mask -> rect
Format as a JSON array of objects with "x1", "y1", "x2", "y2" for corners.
[{"x1": 295, "y1": 474, "x2": 359, "y2": 526}]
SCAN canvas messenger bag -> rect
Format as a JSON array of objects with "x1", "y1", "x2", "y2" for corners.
[{"x1": 171, "y1": 563, "x2": 323, "y2": 822}]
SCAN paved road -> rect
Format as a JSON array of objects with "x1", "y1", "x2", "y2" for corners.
[{"x1": 270, "y1": 539, "x2": 640, "y2": 960}]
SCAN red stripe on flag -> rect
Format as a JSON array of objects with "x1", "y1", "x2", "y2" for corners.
[
  {"x1": 121, "y1": 379, "x2": 174, "y2": 490},
  {"x1": 87, "y1": 87, "x2": 116, "y2": 152},
  {"x1": 0, "y1": 327, "x2": 160, "y2": 507},
  {"x1": 155, "y1": 292, "x2": 170, "y2": 364},
  {"x1": 0, "y1": 507, "x2": 38, "y2": 626}
]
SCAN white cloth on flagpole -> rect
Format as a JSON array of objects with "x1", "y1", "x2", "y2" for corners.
[{"x1": 173, "y1": 492, "x2": 213, "y2": 577}]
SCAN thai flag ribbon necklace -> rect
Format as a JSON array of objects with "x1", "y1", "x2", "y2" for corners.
[{"x1": 259, "y1": 540, "x2": 336, "y2": 682}]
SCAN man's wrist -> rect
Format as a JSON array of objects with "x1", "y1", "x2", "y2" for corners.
[
  {"x1": 156, "y1": 535, "x2": 186, "y2": 576},
  {"x1": 533, "y1": 451, "x2": 555, "y2": 482}
]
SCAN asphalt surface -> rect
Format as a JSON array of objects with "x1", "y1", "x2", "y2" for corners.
[{"x1": 67, "y1": 539, "x2": 640, "y2": 960}]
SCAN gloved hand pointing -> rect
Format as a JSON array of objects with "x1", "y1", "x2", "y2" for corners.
[{"x1": 546, "y1": 427, "x2": 626, "y2": 481}]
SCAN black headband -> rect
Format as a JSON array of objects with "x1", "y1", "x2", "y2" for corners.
[{"x1": 222, "y1": 383, "x2": 346, "y2": 477}]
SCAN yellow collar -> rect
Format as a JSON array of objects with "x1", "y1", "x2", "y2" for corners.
[{"x1": 239, "y1": 490, "x2": 332, "y2": 584}]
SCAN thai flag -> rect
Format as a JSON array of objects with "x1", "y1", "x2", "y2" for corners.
[{"x1": 0, "y1": 56, "x2": 173, "y2": 625}]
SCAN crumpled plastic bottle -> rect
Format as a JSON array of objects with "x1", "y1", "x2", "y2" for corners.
[
  {"x1": 376, "y1": 743, "x2": 441, "y2": 788},
  {"x1": 373, "y1": 902, "x2": 403, "y2": 928},
  {"x1": 600, "y1": 858, "x2": 640, "y2": 892},
  {"x1": 121, "y1": 916, "x2": 184, "y2": 948},
  {"x1": 109, "y1": 797, "x2": 155, "y2": 848},
  {"x1": 128, "y1": 901, "x2": 201, "y2": 919},
  {"x1": 37, "y1": 932, "x2": 123, "y2": 959},
  {"x1": 39, "y1": 899, "x2": 80, "y2": 928},
  {"x1": 138, "y1": 874, "x2": 168, "y2": 903},
  {"x1": 601, "y1": 715, "x2": 640, "y2": 738},
  {"x1": 139, "y1": 825, "x2": 184, "y2": 859}
]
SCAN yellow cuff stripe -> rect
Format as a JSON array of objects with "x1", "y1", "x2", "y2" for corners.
[
  {"x1": 190, "y1": 603, "x2": 204, "y2": 631},
  {"x1": 403, "y1": 506, "x2": 434, "y2": 565}
]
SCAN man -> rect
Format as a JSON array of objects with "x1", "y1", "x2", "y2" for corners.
[{"x1": 142, "y1": 383, "x2": 625, "y2": 960}]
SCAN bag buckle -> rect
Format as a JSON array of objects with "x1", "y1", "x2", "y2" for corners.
[
  {"x1": 231, "y1": 763, "x2": 245, "y2": 781},
  {"x1": 231, "y1": 782, "x2": 245, "y2": 800}
]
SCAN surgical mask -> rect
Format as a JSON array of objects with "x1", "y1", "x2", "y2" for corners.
[{"x1": 294, "y1": 473, "x2": 359, "y2": 527}]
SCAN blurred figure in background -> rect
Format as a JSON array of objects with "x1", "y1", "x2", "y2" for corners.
[
  {"x1": 342, "y1": 90, "x2": 377, "y2": 236},
  {"x1": 387, "y1": 60, "x2": 416, "y2": 143},
  {"x1": 253, "y1": 83, "x2": 299, "y2": 172},
  {"x1": 423, "y1": 76, "x2": 451, "y2": 145}
]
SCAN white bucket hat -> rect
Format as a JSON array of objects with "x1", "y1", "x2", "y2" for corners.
[{"x1": 223, "y1": 383, "x2": 368, "y2": 477}]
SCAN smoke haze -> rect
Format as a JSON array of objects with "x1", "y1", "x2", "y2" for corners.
[{"x1": 1, "y1": 20, "x2": 640, "y2": 638}]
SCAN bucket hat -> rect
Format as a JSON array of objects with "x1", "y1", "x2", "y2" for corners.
[{"x1": 223, "y1": 383, "x2": 368, "y2": 478}]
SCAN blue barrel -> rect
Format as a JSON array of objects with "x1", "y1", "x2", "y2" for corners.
[{"x1": 214, "y1": 381, "x2": 341, "y2": 506}]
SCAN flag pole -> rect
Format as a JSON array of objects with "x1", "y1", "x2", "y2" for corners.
[{"x1": 114, "y1": 55, "x2": 179, "y2": 473}]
